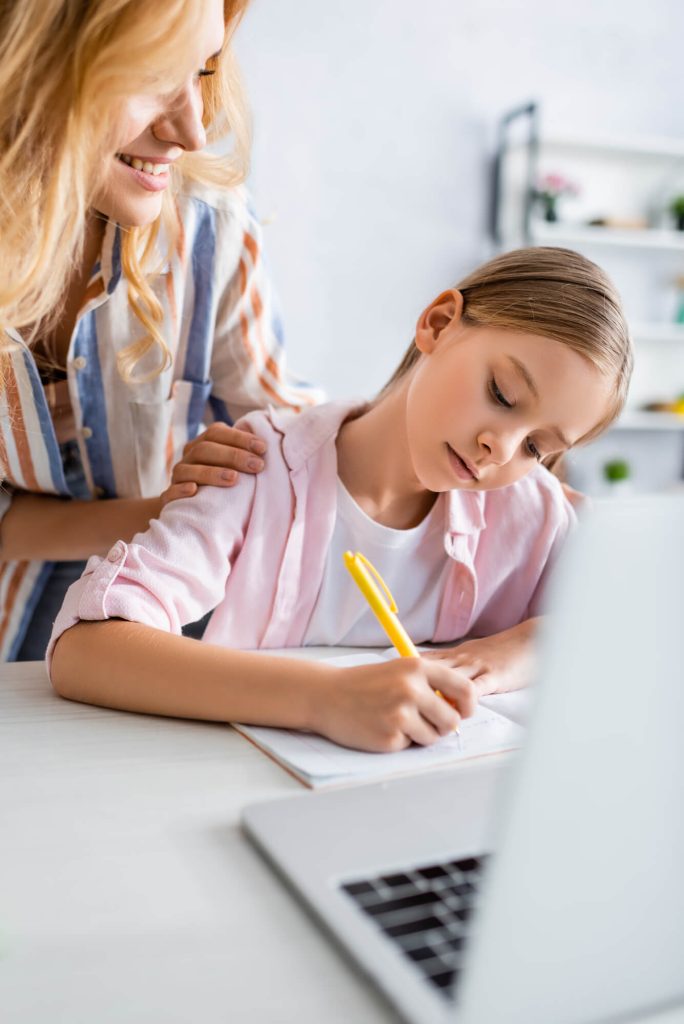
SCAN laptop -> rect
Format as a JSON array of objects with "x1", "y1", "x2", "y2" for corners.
[{"x1": 242, "y1": 495, "x2": 684, "y2": 1024}]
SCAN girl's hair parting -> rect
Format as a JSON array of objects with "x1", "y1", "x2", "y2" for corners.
[
  {"x1": 383, "y1": 246, "x2": 634, "y2": 448},
  {"x1": 0, "y1": 0, "x2": 250, "y2": 380}
]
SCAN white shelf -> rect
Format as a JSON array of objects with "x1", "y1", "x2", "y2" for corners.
[
  {"x1": 529, "y1": 221, "x2": 684, "y2": 252},
  {"x1": 613, "y1": 411, "x2": 684, "y2": 431},
  {"x1": 509, "y1": 132, "x2": 684, "y2": 161}
]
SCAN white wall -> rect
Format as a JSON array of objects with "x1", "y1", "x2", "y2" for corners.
[{"x1": 235, "y1": 0, "x2": 684, "y2": 406}]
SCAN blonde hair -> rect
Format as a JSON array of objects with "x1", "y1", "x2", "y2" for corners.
[
  {"x1": 0, "y1": 0, "x2": 250, "y2": 379},
  {"x1": 383, "y1": 246, "x2": 633, "y2": 458}
]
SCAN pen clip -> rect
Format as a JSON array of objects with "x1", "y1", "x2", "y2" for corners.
[{"x1": 355, "y1": 552, "x2": 399, "y2": 614}]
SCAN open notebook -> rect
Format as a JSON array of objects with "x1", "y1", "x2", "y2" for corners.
[{"x1": 232, "y1": 652, "x2": 529, "y2": 788}]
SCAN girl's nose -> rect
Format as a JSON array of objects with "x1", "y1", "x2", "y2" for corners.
[
  {"x1": 152, "y1": 81, "x2": 207, "y2": 153},
  {"x1": 477, "y1": 429, "x2": 520, "y2": 466}
]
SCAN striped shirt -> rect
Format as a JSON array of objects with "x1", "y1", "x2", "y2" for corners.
[{"x1": 0, "y1": 182, "x2": 322, "y2": 660}]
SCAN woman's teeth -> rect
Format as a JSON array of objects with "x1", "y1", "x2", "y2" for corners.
[{"x1": 117, "y1": 153, "x2": 169, "y2": 175}]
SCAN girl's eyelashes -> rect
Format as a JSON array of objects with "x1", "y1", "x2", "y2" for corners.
[
  {"x1": 489, "y1": 378, "x2": 514, "y2": 409},
  {"x1": 526, "y1": 439, "x2": 542, "y2": 462},
  {"x1": 197, "y1": 68, "x2": 216, "y2": 78}
]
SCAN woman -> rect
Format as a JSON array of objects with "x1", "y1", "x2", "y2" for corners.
[{"x1": 0, "y1": 0, "x2": 320, "y2": 659}]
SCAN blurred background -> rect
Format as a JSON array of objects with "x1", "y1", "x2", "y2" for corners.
[{"x1": 235, "y1": 0, "x2": 684, "y2": 495}]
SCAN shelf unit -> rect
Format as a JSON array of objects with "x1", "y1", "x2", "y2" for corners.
[{"x1": 491, "y1": 103, "x2": 684, "y2": 491}]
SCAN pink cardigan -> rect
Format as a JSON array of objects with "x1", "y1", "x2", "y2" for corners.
[{"x1": 47, "y1": 400, "x2": 575, "y2": 669}]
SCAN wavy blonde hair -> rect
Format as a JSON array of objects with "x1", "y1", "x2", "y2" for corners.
[
  {"x1": 0, "y1": 0, "x2": 250, "y2": 379},
  {"x1": 382, "y1": 246, "x2": 633, "y2": 462}
]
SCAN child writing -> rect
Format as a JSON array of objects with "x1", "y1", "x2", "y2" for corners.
[{"x1": 49, "y1": 247, "x2": 633, "y2": 753}]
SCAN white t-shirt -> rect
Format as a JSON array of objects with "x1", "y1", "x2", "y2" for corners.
[{"x1": 303, "y1": 478, "x2": 450, "y2": 646}]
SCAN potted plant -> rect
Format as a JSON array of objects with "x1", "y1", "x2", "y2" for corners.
[
  {"x1": 670, "y1": 195, "x2": 684, "y2": 231},
  {"x1": 533, "y1": 172, "x2": 579, "y2": 223}
]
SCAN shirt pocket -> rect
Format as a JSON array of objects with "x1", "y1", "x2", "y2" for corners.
[{"x1": 129, "y1": 378, "x2": 212, "y2": 496}]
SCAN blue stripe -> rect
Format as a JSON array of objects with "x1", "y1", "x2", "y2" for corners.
[
  {"x1": 22, "y1": 351, "x2": 69, "y2": 495},
  {"x1": 184, "y1": 200, "x2": 216, "y2": 385},
  {"x1": 107, "y1": 227, "x2": 122, "y2": 294},
  {"x1": 72, "y1": 313, "x2": 117, "y2": 497},
  {"x1": 209, "y1": 396, "x2": 233, "y2": 425},
  {"x1": 7, "y1": 561, "x2": 53, "y2": 661}
]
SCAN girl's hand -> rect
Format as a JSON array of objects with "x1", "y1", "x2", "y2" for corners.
[
  {"x1": 161, "y1": 423, "x2": 267, "y2": 506},
  {"x1": 423, "y1": 618, "x2": 540, "y2": 698},
  {"x1": 311, "y1": 657, "x2": 477, "y2": 753}
]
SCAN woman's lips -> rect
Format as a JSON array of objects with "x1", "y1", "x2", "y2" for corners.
[
  {"x1": 446, "y1": 444, "x2": 479, "y2": 482},
  {"x1": 116, "y1": 154, "x2": 170, "y2": 193}
]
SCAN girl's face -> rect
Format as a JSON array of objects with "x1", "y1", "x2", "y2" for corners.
[
  {"x1": 91, "y1": 0, "x2": 225, "y2": 228},
  {"x1": 405, "y1": 292, "x2": 613, "y2": 493}
]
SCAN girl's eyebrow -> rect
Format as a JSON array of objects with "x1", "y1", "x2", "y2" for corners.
[
  {"x1": 507, "y1": 355, "x2": 539, "y2": 400},
  {"x1": 506, "y1": 355, "x2": 571, "y2": 448}
]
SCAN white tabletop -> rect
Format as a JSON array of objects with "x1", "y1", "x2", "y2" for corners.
[{"x1": 1, "y1": 658, "x2": 683, "y2": 1024}]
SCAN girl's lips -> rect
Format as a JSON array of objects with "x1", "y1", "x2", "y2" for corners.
[
  {"x1": 446, "y1": 444, "x2": 478, "y2": 482},
  {"x1": 116, "y1": 156, "x2": 170, "y2": 193}
]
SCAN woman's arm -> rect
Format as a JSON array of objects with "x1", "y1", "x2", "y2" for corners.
[
  {"x1": 51, "y1": 619, "x2": 477, "y2": 753},
  {"x1": 0, "y1": 491, "x2": 162, "y2": 562}
]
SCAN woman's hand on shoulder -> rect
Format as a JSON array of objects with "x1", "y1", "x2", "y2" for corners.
[
  {"x1": 310, "y1": 657, "x2": 478, "y2": 753},
  {"x1": 161, "y1": 422, "x2": 267, "y2": 506},
  {"x1": 423, "y1": 618, "x2": 540, "y2": 697}
]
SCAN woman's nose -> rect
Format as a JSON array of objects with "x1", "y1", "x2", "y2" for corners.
[{"x1": 152, "y1": 81, "x2": 207, "y2": 153}]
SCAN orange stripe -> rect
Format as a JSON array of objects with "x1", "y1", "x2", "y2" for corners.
[
  {"x1": 238, "y1": 261, "x2": 301, "y2": 412},
  {"x1": 243, "y1": 231, "x2": 258, "y2": 265},
  {"x1": 5, "y1": 361, "x2": 39, "y2": 491},
  {"x1": 0, "y1": 561, "x2": 30, "y2": 654}
]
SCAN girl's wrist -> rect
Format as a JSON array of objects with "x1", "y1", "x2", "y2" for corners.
[{"x1": 298, "y1": 659, "x2": 339, "y2": 735}]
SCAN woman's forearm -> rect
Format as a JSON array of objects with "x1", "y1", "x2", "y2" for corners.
[
  {"x1": 0, "y1": 492, "x2": 163, "y2": 562},
  {"x1": 51, "y1": 620, "x2": 328, "y2": 727}
]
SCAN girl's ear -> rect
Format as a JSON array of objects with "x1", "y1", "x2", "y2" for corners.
[{"x1": 415, "y1": 289, "x2": 464, "y2": 354}]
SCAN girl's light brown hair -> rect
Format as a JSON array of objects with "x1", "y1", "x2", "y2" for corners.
[
  {"x1": 383, "y1": 246, "x2": 633, "y2": 457},
  {"x1": 0, "y1": 0, "x2": 250, "y2": 378}
]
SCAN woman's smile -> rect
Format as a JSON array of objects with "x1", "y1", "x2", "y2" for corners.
[{"x1": 114, "y1": 152, "x2": 173, "y2": 192}]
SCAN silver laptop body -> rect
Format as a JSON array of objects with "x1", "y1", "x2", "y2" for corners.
[{"x1": 243, "y1": 496, "x2": 684, "y2": 1024}]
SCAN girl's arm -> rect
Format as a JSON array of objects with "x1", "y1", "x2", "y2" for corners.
[
  {"x1": 51, "y1": 619, "x2": 477, "y2": 753},
  {"x1": 424, "y1": 618, "x2": 540, "y2": 696}
]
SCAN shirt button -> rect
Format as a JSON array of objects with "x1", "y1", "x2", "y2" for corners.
[
  {"x1": 72, "y1": 356, "x2": 87, "y2": 371},
  {"x1": 81, "y1": 426, "x2": 93, "y2": 440},
  {"x1": 107, "y1": 544, "x2": 123, "y2": 563}
]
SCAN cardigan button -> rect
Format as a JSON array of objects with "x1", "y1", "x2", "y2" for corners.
[{"x1": 107, "y1": 544, "x2": 124, "y2": 563}]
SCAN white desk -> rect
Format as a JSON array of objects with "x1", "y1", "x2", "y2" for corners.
[{"x1": 2, "y1": 658, "x2": 683, "y2": 1024}]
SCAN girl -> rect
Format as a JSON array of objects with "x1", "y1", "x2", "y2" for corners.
[
  {"x1": 49, "y1": 247, "x2": 633, "y2": 753},
  {"x1": 0, "y1": 0, "x2": 319, "y2": 661}
]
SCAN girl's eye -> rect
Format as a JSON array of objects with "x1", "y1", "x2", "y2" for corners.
[
  {"x1": 526, "y1": 439, "x2": 542, "y2": 462},
  {"x1": 197, "y1": 68, "x2": 216, "y2": 78},
  {"x1": 489, "y1": 378, "x2": 513, "y2": 409}
]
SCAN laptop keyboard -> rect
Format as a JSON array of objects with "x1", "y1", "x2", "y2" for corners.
[{"x1": 341, "y1": 854, "x2": 489, "y2": 998}]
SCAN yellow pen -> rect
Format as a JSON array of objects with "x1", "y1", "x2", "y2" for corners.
[
  {"x1": 343, "y1": 550, "x2": 456, "y2": 715},
  {"x1": 343, "y1": 550, "x2": 419, "y2": 657}
]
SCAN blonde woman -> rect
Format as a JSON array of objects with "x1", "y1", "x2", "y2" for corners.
[{"x1": 0, "y1": 0, "x2": 320, "y2": 660}]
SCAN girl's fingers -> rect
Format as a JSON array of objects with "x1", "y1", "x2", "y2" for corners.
[
  {"x1": 425, "y1": 662, "x2": 478, "y2": 720},
  {"x1": 402, "y1": 710, "x2": 445, "y2": 748},
  {"x1": 417, "y1": 683, "x2": 463, "y2": 737}
]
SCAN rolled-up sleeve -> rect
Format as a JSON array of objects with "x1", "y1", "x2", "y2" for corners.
[{"x1": 46, "y1": 474, "x2": 256, "y2": 674}]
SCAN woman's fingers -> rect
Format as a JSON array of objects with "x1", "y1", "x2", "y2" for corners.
[
  {"x1": 182, "y1": 423, "x2": 266, "y2": 460},
  {"x1": 174, "y1": 439, "x2": 264, "y2": 476}
]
